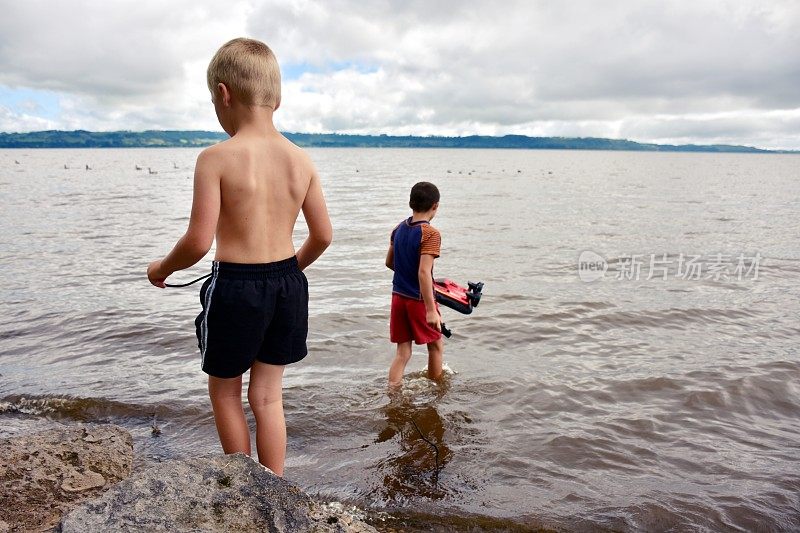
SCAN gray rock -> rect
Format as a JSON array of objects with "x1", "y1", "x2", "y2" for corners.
[
  {"x1": 0, "y1": 424, "x2": 133, "y2": 532},
  {"x1": 62, "y1": 453, "x2": 377, "y2": 532}
]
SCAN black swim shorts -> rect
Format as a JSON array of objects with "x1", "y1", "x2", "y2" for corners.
[{"x1": 194, "y1": 257, "x2": 308, "y2": 378}]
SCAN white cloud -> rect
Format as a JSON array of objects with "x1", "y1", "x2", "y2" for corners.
[
  {"x1": 0, "y1": 0, "x2": 250, "y2": 131},
  {"x1": 0, "y1": 105, "x2": 59, "y2": 132},
  {"x1": 0, "y1": 0, "x2": 799, "y2": 148},
  {"x1": 254, "y1": 0, "x2": 800, "y2": 148}
]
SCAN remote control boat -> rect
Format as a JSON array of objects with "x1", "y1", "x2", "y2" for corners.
[{"x1": 434, "y1": 279, "x2": 484, "y2": 315}]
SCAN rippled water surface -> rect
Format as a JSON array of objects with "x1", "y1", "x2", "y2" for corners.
[{"x1": 1, "y1": 148, "x2": 799, "y2": 531}]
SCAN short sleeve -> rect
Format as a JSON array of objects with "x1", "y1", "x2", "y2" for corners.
[
  {"x1": 420, "y1": 225, "x2": 441, "y2": 257},
  {"x1": 390, "y1": 226, "x2": 397, "y2": 244}
]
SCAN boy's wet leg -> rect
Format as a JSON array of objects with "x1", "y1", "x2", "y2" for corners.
[
  {"x1": 248, "y1": 361, "x2": 286, "y2": 476},
  {"x1": 388, "y1": 341, "x2": 413, "y2": 389},
  {"x1": 427, "y1": 338, "x2": 444, "y2": 380},
  {"x1": 208, "y1": 374, "x2": 252, "y2": 456}
]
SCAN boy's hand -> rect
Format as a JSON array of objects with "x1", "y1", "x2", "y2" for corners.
[
  {"x1": 426, "y1": 310, "x2": 441, "y2": 332},
  {"x1": 147, "y1": 260, "x2": 168, "y2": 288}
]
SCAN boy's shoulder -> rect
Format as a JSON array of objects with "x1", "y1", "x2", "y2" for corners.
[
  {"x1": 391, "y1": 217, "x2": 408, "y2": 231},
  {"x1": 198, "y1": 133, "x2": 311, "y2": 165},
  {"x1": 419, "y1": 223, "x2": 441, "y2": 258},
  {"x1": 420, "y1": 223, "x2": 441, "y2": 245},
  {"x1": 390, "y1": 217, "x2": 410, "y2": 238},
  {"x1": 196, "y1": 137, "x2": 233, "y2": 165},
  {"x1": 391, "y1": 219, "x2": 441, "y2": 255},
  {"x1": 391, "y1": 217, "x2": 441, "y2": 232},
  {"x1": 424, "y1": 221, "x2": 440, "y2": 234}
]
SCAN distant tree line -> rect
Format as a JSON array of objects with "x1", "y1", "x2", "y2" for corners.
[{"x1": 0, "y1": 130, "x2": 784, "y2": 153}]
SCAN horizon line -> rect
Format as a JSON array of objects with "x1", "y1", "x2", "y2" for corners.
[{"x1": 0, "y1": 129, "x2": 796, "y2": 153}]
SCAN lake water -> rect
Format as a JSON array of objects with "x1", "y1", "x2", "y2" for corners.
[{"x1": 1, "y1": 147, "x2": 799, "y2": 531}]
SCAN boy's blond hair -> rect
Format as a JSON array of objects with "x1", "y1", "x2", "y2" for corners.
[{"x1": 207, "y1": 37, "x2": 281, "y2": 109}]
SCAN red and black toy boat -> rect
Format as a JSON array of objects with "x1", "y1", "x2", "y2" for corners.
[{"x1": 434, "y1": 279, "x2": 484, "y2": 315}]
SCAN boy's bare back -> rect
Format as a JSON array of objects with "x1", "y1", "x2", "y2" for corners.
[{"x1": 199, "y1": 132, "x2": 318, "y2": 264}]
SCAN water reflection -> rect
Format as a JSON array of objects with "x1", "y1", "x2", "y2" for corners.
[{"x1": 373, "y1": 376, "x2": 453, "y2": 501}]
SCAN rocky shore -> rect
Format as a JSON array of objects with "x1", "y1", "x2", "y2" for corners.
[
  {"x1": 0, "y1": 424, "x2": 375, "y2": 532},
  {"x1": 0, "y1": 424, "x2": 133, "y2": 531}
]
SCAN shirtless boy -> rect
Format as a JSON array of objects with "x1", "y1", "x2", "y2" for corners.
[{"x1": 147, "y1": 38, "x2": 332, "y2": 476}]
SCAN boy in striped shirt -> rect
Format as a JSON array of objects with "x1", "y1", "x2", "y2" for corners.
[{"x1": 385, "y1": 182, "x2": 444, "y2": 388}]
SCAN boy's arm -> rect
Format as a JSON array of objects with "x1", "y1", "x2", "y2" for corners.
[
  {"x1": 296, "y1": 167, "x2": 332, "y2": 271},
  {"x1": 385, "y1": 245, "x2": 394, "y2": 270},
  {"x1": 418, "y1": 254, "x2": 441, "y2": 331},
  {"x1": 147, "y1": 149, "x2": 221, "y2": 287}
]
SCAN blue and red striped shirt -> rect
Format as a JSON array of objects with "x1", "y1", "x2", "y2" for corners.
[{"x1": 390, "y1": 217, "x2": 441, "y2": 300}]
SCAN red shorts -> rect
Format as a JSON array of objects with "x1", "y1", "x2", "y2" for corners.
[{"x1": 390, "y1": 293, "x2": 442, "y2": 345}]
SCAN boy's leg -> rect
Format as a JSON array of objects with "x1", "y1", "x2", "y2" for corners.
[
  {"x1": 426, "y1": 338, "x2": 444, "y2": 380},
  {"x1": 247, "y1": 361, "x2": 286, "y2": 476},
  {"x1": 388, "y1": 341, "x2": 413, "y2": 388},
  {"x1": 208, "y1": 375, "x2": 251, "y2": 455}
]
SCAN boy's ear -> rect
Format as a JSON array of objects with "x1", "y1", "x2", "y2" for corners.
[
  {"x1": 431, "y1": 202, "x2": 439, "y2": 211},
  {"x1": 217, "y1": 83, "x2": 231, "y2": 107}
]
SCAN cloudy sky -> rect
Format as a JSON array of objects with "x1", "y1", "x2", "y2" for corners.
[{"x1": 1, "y1": 0, "x2": 798, "y2": 149}]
